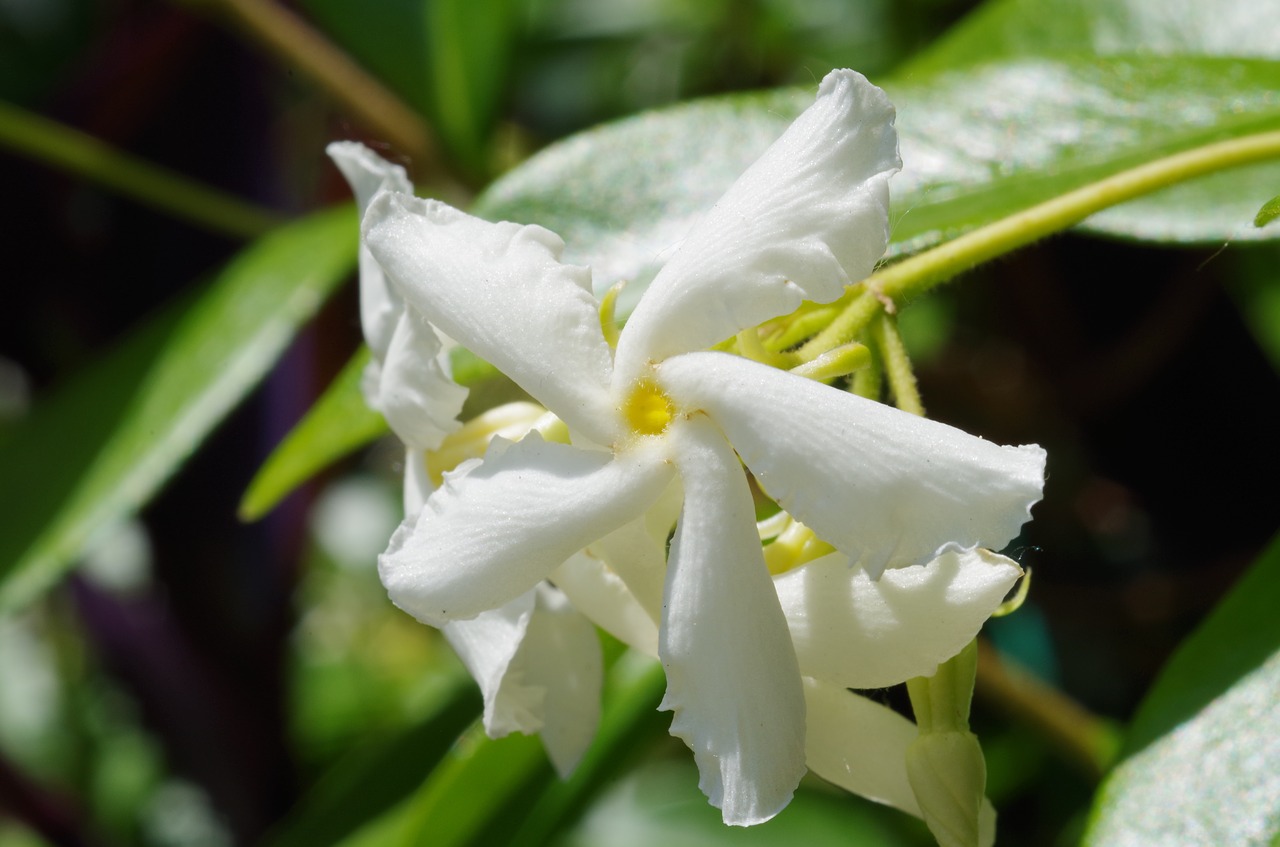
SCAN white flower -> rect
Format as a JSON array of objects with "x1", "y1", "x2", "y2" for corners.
[
  {"x1": 327, "y1": 143, "x2": 604, "y2": 776},
  {"x1": 360, "y1": 69, "x2": 1047, "y2": 825},
  {"x1": 561, "y1": 514, "x2": 1015, "y2": 840}
]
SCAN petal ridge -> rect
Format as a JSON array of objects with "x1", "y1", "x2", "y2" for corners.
[{"x1": 659, "y1": 416, "x2": 807, "y2": 826}]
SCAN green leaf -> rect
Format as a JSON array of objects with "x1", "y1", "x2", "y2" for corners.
[
  {"x1": 424, "y1": 0, "x2": 520, "y2": 178},
  {"x1": 399, "y1": 652, "x2": 666, "y2": 847},
  {"x1": 238, "y1": 344, "x2": 502, "y2": 521},
  {"x1": 1083, "y1": 533, "x2": 1280, "y2": 846},
  {"x1": 492, "y1": 654, "x2": 668, "y2": 845},
  {"x1": 558, "y1": 758, "x2": 914, "y2": 847},
  {"x1": 1255, "y1": 194, "x2": 1280, "y2": 227},
  {"x1": 0, "y1": 206, "x2": 357, "y2": 612},
  {"x1": 902, "y1": 0, "x2": 1280, "y2": 242},
  {"x1": 264, "y1": 673, "x2": 480, "y2": 847},
  {"x1": 239, "y1": 348, "x2": 387, "y2": 521},
  {"x1": 907, "y1": 0, "x2": 1280, "y2": 75},
  {"x1": 889, "y1": 56, "x2": 1280, "y2": 248},
  {"x1": 476, "y1": 54, "x2": 1280, "y2": 308},
  {"x1": 401, "y1": 724, "x2": 550, "y2": 847}
]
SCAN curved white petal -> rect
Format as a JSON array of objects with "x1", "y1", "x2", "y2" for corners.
[
  {"x1": 363, "y1": 191, "x2": 618, "y2": 445},
  {"x1": 802, "y1": 677, "x2": 922, "y2": 816},
  {"x1": 521, "y1": 585, "x2": 603, "y2": 777},
  {"x1": 379, "y1": 434, "x2": 674, "y2": 626},
  {"x1": 378, "y1": 309, "x2": 467, "y2": 450},
  {"x1": 442, "y1": 592, "x2": 540, "y2": 737},
  {"x1": 553, "y1": 551, "x2": 659, "y2": 657},
  {"x1": 659, "y1": 352, "x2": 1046, "y2": 577},
  {"x1": 614, "y1": 69, "x2": 900, "y2": 383},
  {"x1": 326, "y1": 142, "x2": 413, "y2": 360},
  {"x1": 659, "y1": 416, "x2": 806, "y2": 826},
  {"x1": 776, "y1": 549, "x2": 1021, "y2": 689},
  {"x1": 444, "y1": 585, "x2": 603, "y2": 778}
]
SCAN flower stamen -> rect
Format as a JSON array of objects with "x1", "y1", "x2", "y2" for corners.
[{"x1": 623, "y1": 380, "x2": 675, "y2": 436}]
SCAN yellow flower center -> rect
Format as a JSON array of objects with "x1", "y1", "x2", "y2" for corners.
[{"x1": 622, "y1": 380, "x2": 674, "y2": 437}]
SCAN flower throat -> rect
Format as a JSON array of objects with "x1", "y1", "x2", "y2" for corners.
[{"x1": 623, "y1": 380, "x2": 674, "y2": 436}]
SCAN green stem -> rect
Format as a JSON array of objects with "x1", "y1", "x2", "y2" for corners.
[
  {"x1": 975, "y1": 639, "x2": 1120, "y2": 782},
  {"x1": 177, "y1": 0, "x2": 445, "y2": 177},
  {"x1": 870, "y1": 313, "x2": 924, "y2": 416},
  {"x1": 0, "y1": 100, "x2": 283, "y2": 239},
  {"x1": 801, "y1": 128, "x2": 1280, "y2": 358}
]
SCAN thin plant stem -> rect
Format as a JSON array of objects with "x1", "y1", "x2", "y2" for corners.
[
  {"x1": 181, "y1": 0, "x2": 442, "y2": 172},
  {"x1": 870, "y1": 313, "x2": 924, "y2": 416},
  {"x1": 801, "y1": 128, "x2": 1280, "y2": 358},
  {"x1": 0, "y1": 99, "x2": 283, "y2": 239},
  {"x1": 975, "y1": 639, "x2": 1121, "y2": 782}
]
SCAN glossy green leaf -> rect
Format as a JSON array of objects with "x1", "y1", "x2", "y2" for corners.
[
  {"x1": 903, "y1": 0, "x2": 1280, "y2": 242},
  {"x1": 239, "y1": 347, "x2": 387, "y2": 521},
  {"x1": 1083, "y1": 533, "x2": 1280, "y2": 846},
  {"x1": 0, "y1": 206, "x2": 357, "y2": 612},
  {"x1": 264, "y1": 672, "x2": 480, "y2": 847},
  {"x1": 908, "y1": 0, "x2": 1280, "y2": 75},
  {"x1": 889, "y1": 56, "x2": 1280, "y2": 248},
  {"x1": 475, "y1": 54, "x2": 1280, "y2": 309}
]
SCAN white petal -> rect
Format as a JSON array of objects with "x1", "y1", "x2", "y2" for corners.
[
  {"x1": 377, "y1": 309, "x2": 467, "y2": 451},
  {"x1": 521, "y1": 585, "x2": 603, "y2": 777},
  {"x1": 327, "y1": 141, "x2": 413, "y2": 209},
  {"x1": 379, "y1": 434, "x2": 674, "y2": 627},
  {"x1": 443, "y1": 592, "x2": 541, "y2": 737},
  {"x1": 553, "y1": 551, "x2": 659, "y2": 657},
  {"x1": 802, "y1": 677, "x2": 922, "y2": 817},
  {"x1": 363, "y1": 191, "x2": 618, "y2": 445},
  {"x1": 327, "y1": 142, "x2": 412, "y2": 361},
  {"x1": 444, "y1": 585, "x2": 603, "y2": 778},
  {"x1": 659, "y1": 352, "x2": 1046, "y2": 577},
  {"x1": 614, "y1": 69, "x2": 899, "y2": 382},
  {"x1": 402, "y1": 446, "x2": 432, "y2": 517},
  {"x1": 659, "y1": 416, "x2": 806, "y2": 826},
  {"x1": 776, "y1": 549, "x2": 1021, "y2": 689}
]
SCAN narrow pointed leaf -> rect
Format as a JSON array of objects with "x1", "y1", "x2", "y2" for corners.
[
  {"x1": 0, "y1": 206, "x2": 357, "y2": 611},
  {"x1": 240, "y1": 347, "x2": 387, "y2": 521},
  {"x1": 264, "y1": 673, "x2": 480, "y2": 847}
]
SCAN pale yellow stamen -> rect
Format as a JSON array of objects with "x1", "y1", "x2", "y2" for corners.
[
  {"x1": 426, "y1": 401, "x2": 549, "y2": 486},
  {"x1": 622, "y1": 380, "x2": 674, "y2": 437},
  {"x1": 762, "y1": 517, "x2": 836, "y2": 575},
  {"x1": 598, "y1": 280, "x2": 626, "y2": 348}
]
